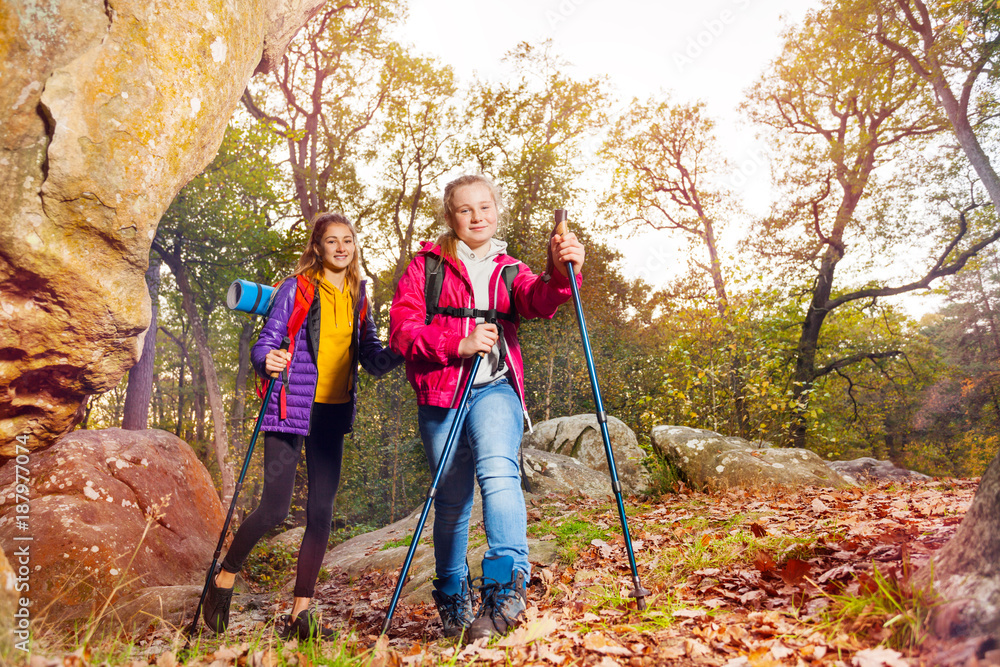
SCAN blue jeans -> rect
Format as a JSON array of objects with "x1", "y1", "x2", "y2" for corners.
[{"x1": 418, "y1": 378, "x2": 529, "y2": 586}]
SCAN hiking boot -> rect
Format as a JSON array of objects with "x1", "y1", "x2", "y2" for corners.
[
  {"x1": 279, "y1": 609, "x2": 336, "y2": 641},
  {"x1": 431, "y1": 576, "x2": 476, "y2": 638},
  {"x1": 203, "y1": 564, "x2": 234, "y2": 633},
  {"x1": 467, "y1": 555, "x2": 527, "y2": 642}
]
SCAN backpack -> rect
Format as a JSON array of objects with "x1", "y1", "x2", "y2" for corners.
[
  {"x1": 424, "y1": 255, "x2": 518, "y2": 325},
  {"x1": 423, "y1": 254, "x2": 519, "y2": 366}
]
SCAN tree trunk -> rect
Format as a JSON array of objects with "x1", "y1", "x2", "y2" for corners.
[
  {"x1": 176, "y1": 358, "x2": 186, "y2": 438},
  {"x1": 789, "y1": 257, "x2": 836, "y2": 447},
  {"x1": 230, "y1": 319, "x2": 255, "y2": 447},
  {"x1": 156, "y1": 247, "x2": 235, "y2": 503},
  {"x1": 880, "y1": 0, "x2": 1000, "y2": 638},
  {"x1": 193, "y1": 361, "x2": 206, "y2": 444},
  {"x1": 79, "y1": 397, "x2": 92, "y2": 430},
  {"x1": 544, "y1": 353, "x2": 554, "y2": 422},
  {"x1": 702, "y1": 216, "x2": 752, "y2": 438},
  {"x1": 921, "y1": 453, "x2": 1000, "y2": 637},
  {"x1": 787, "y1": 173, "x2": 862, "y2": 447},
  {"x1": 122, "y1": 256, "x2": 162, "y2": 430},
  {"x1": 385, "y1": 377, "x2": 402, "y2": 523},
  {"x1": 160, "y1": 326, "x2": 188, "y2": 437},
  {"x1": 155, "y1": 376, "x2": 164, "y2": 426},
  {"x1": 730, "y1": 350, "x2": 750, "y2": 439}
]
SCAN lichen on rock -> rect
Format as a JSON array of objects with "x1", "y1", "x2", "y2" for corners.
[
  {"x1": 651, "y1": 425, "x2": 849, "y2": 490},
  {"x1": 0, "y1": 0, "x2": 324, "y2": 457}
]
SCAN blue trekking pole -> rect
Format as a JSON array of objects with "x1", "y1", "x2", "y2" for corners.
[
  {"x1": 381, "y1": 353, "x2": 484, "y2": 635},
  {"x1": 186, "y1": 336, "x2": 290, "y2": 638},
  {"x1": 554, "y1": 209, "x2": 649, "y2": 610}
]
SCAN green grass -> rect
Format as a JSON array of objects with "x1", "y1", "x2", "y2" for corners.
[
  {"x1": 380, "y1": 534, "x2": 413, "y2": 550},
  {"x1": 328, "y1": 523, "x2": 377, "y2": 548},
  {"x1": 528, "y1": 517, "x2": 614, "y2": 563},
  {"x1": 648, "y1": 517, "x2": 827, "y2": 585},
  {"x1": 819, "y1": 562, "x2": 940, "y2": 651},
  {"x1": 244, "y1": 543, "x2": 297, "y2": 590},
  {"x1": 30, "y1": 617, "x2": 376, "y2": 667},
  {"x1": 569, "y1": 585, "x2": 713, "y2": 636},
  {"x1": 646, "y1": 455, "x2": 685, "y2": 495},
  {"x1": 179, "y1": 623, "x2": 373, "y2": 667}
]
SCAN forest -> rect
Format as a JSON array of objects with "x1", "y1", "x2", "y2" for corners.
[{"x1": 81, "y1": 0, "x2": 1000, "y2": 535}]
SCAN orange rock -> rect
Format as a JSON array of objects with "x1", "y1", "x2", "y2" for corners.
[{"x1": 0, "y1": 428, "x2": 224, "y2": 622}]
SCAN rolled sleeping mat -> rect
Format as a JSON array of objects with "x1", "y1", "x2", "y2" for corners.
[{"x1": 227, "y1": 279, "x2": 275, "y2": 316}]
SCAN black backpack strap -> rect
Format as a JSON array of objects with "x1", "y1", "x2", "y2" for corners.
[
  {"x1": 500, "y1": 263, "x2": 518, "y2": 304},
  {"x1": 424, "y1": 254, "x2": 445, "y2": 325}
]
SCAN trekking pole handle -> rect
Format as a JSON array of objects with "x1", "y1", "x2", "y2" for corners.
[
  {"x1": 554, "y1": 208, "x2": 569, "y2": 237},
  {"x1": 275, "y1": 336, "x2": 291, "y2": 382}
]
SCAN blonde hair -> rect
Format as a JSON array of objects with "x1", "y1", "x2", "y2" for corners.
[
  {"x1": 436, "y1": 174, "x2": 504, "y2": 261},
  {"x1": 292, "y1": 212, "x2": 361, "y2": 303}
]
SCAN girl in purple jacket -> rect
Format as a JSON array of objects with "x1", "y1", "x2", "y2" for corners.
[
  {"x1": 203, "y1": 212, "x2": 400, "y2": 640},
  {"x1": 389, "y1": 175, "x2": 584, "y2": 641}
]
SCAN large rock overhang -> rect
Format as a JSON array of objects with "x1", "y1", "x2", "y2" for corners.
[{"x1": 0, "y1": 0, "x2": 324, "y2": 456}]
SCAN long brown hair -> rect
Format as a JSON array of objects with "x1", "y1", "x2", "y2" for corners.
[
  {"x1": 436, "y1": 174, "x2": 504, "y2": 262},
  {"x1": 292, "y1": 212, "x2": 361, "y2": 303}
]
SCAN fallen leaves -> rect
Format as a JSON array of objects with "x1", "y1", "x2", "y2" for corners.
[
  {"x1": 778, "y1": 558, "x2": 811, "y2": 586},
  {"x1": 753, "y1": 550, "x2": 776, "y2": 572},
  {"x1": 495, "y1": 610, "x2": 559, "y2": 646},
  {"x1": 853, "y1": 647, "x2": 910, "y2": 667},
  {"x1": 582, "y1": 632, "x2": 632, "y2": 656},
  {"x1": 28, "y1": 479, "x2": 982, "y2": 667}
]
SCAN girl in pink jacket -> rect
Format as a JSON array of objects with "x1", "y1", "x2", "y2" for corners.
[{"x1": 389, "y1": 174, "x2": 584, "y2": 641}]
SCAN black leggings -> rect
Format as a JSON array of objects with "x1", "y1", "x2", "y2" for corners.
[{"x1": 222, "y1": 402, "x2": 349, "y2": 598}]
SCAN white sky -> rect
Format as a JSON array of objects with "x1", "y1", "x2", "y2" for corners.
[
  {"x1": 399, "y1": 0, "x2": 814, "y2": 108},
  {"x1": 393, "y1": 0, "x2": 819, "y2": 287}
]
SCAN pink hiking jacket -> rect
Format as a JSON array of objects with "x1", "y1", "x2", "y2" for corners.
[{"x1": 389, "y1": 241, "x2": 582, "y2": 416}]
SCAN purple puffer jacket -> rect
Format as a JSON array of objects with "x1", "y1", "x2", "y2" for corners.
[{"x1": 251, "y1": 277, "x2": 402, "y2": 436}]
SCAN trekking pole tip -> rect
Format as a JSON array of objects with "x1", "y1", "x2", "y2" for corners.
[{"x1": 629, "y1": 584, "x2": 651, "y2": 611}]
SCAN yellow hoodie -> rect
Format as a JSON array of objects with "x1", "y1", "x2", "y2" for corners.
[{"x1": 314, "y1": 278, "x2": 354, "y2": 404}]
